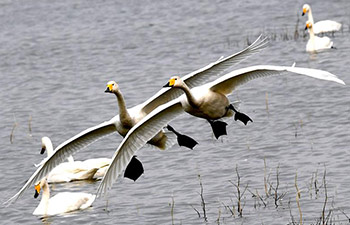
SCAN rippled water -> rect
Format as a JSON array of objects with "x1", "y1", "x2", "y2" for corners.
[{"x1": 1, "y1": 0, "x2": 350, "y2": 224}]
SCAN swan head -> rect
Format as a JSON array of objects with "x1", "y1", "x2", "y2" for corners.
[
  {"x1": 41, "y1": 137, "x2": 52, "y2": 155},
  {"x1": 105, "y1": 81, "x2": 119, "y2": 93},
  {"x1": 163, "y1": 76, "x2": 182, "y2": 88},
  {"x1": 305, "y1": 20, "x2": 313, "y2": 30},
  {"x1": 302, "y1": 4, "x2": 310, "y2": 16},
  {"x1": 34, "y1": 178, "x2": 47, "y2": 198}
]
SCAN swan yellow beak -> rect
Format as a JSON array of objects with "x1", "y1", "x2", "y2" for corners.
[
  {"x1": 305, "y1": 22, "x2": 312, "y2": 30},
  {"x1": 302, "y1": 8, "x2": 306, "y2": 16},
  {"x1": 105, "y1": 83, "x2": 113, "y2": 93},
  {"x1": 34, "y1": 183, "x2": 41, "y2": 198},
  {"x1": 163, "y1": 78, "x2": 175, "y2": 87}
]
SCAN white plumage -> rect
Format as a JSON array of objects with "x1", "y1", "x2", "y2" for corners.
[
  {"x1": 96, "y1": 65, "x2": 345, "y2": 196},
  {"x1": 4, "y1": 35, "x2": 268, "y2": 205},
  {"x1": 302, "y1": 4, "x2": 341, "y2": 34}
]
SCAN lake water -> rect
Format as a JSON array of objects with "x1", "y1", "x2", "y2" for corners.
[{"x1": 1, "y1": 0, "x2": 350, "y2": 224}]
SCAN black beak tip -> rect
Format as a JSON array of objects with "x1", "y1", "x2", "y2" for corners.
[
  {"x1": 40, "y1": 148, "x2": 45, "y2": 154},
  {"x1": 305, "y1": 26, "x2": 308, "y2": 30},
  {"x1": 34, "y1": 191, "x2": 39, "y2": 198},
  {"x1": 163, "y1": 82, "x2": 170, "y2": 88},
  {"x1": 105, "y1": 88, "x2": 111, "y2": 93},
  {"x1": 302, "y1": 12, "x2": 305, "y2": 16}
]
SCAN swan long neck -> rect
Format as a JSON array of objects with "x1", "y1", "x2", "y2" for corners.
[
  {"x1": 179, "y1": 83, "x2": 199, "y2": 108},
  {"x1": 37, "y1": 180, "x2": 50, "y2": 215},
  {"x1": 308, "y1": 26, "x2": 315, "y2": 43},
  {"x1": 307, "y1": 8, "x2": 314, "y2": 24},
  {"x1": 114, "y1": 90, "x2": 133, "y2": 126},
  {"x1": 45, "y1": 139, "x2": 54, "y2": 157}
]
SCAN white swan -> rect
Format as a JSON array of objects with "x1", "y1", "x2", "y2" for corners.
[
  {"x1": 305, "y1": 20, "x2": 334, "y2": 52},
  {"x1": 40, "y1": 137, "x2": 111, "y2": 181},
  {"x1": 40, "y1": 137, "x2": 99, "y2": 183},
  {"x1": 96, "y1": 65, "x2": 345, "y2": 195},
  {"x1": 33, "y1": 177, "x2": 95, "y2": 216},
  {"x1": 4, "y1": 36, "x2": 269, "y2": 205},
  {"x1": 302, "y1": 4, "x2": 342, "y2": 34}
]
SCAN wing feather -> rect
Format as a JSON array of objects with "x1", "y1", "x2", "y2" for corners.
[
  {"x1": 140, "y1": 35, "x2": 268, "y2": 114},
  {"x1": 210, "y1": 65, "x2": 345, "y2": 95},
  {"x1": 4, "y1": 117, "x2": 118, "y2": 205},
  {"x1": 97, "y1": 100, "x2": 183, "y2": 196}
]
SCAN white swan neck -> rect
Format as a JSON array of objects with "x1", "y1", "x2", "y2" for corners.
[
  {"x1": 307, "y1": 8, "x2": 314, "y2": 24},
  {"x1": 37, "y1": 180, "x2": 50, "y2": 215},
  {"x1": 114, "y1": 90, "x2": 133, "y2": 127},
  {"x1": 179, "y1": 83, "x2": 199, "y2": 108},
  {"x1": 44, "y1": 138, "x2": 54, "y2": 157}
]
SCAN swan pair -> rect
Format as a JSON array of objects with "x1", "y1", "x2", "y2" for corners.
[
  {"x1": 302, "y1": 4, "x2": 341, "y2": 52},
  {"x1": 33, "y1": 177, "x2": 95, "y2": 216},
  {"x1": 302, "y1": 4, "x2": 342, "y2": 34},
  {"x1": 97, "y1": 64, "x2": 345, "y2": 195},
  {"x1": 4, "y1": 35, "x2": 270, "y2": 205}
]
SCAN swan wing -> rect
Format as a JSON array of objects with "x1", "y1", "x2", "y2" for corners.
[
  {"x1": 97, "y1": 99, "x2": 183, "y2": 196},
  {"x1": 210, "y1": 65, "x2": 345, "y2": 95},
  {"x1": 4, "y1": 117, "x2": 118, "y2": 205},
  {"x1": 140, "y1": 35, "x2": 268, "y2": 114}
]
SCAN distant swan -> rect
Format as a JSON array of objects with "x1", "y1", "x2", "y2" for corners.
[
  {"x1": 96, "y1": 65, "x2": 345, "y2": 195},
  {"x1": 4, "y1": 35, "x2": 269, "y2": 205},
  {"x1": 33, "y1": 177, "x2": 95, "y2": 216},
  {"x1": 305, "y1": 20, "x2": 333, "y2": 52},
  {"x1": 302, "y1": 4, "x2": 341, "y2": 34}
]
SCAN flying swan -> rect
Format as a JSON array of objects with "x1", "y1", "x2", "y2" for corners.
[
  {"x1": 96, "y1": 65, "x2": 345, "y2": 196},
  {"x1": 3, "y1": 36, "x2": 269, "y2": 205},
  {"x1": 305, "y1": 20, "x2": 334, "y2": 52},
  {"x1": 302, "y1": 4, "x2": 342, "y2": 34}
]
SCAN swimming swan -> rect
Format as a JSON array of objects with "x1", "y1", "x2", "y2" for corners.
[
  {"x1": 302, "y1": 4, "x2": 342, "y2": 34},
  {"x1": 305, "y1": 20, "x2": 333, "y2": 52},
  {"x1": 32, "y1": 177, "x2": 95, "y2": 216},
  {"x1": 4, "y1": 36, "x2": 269, "y2": 205},
  {"x1": 96, "y1": 65, "x2": 345, "y2": 195},
  {"x1": 40, "y1": 137, "x2": 111, "y2": 181},
  {"x1": 40, "y1": 137, "x2": 99, "y2": 183}
]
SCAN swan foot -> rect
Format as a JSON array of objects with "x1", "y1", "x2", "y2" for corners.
[
  {"x1": 228, "y1": 104, "x2": 253, "y2": 125},
  {"x1": 207, "y1": 120, "x2": 228, "y2": 139},
  {"x1": 166, "y1": 125, "x2": 198, "y2": 150},
  {"x1": 124, "y1": 156, "x2": 144, "y2": 182}
]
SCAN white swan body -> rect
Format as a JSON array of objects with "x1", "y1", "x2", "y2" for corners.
[
  {"x1": 96, "y1": 65, "x2": 345, "y2": 195},
  {"x1": 41, "y1": 137, "x2": 99, "y2": 183},
  {"x1": 5, "y1": 35, "x2": 269, "y2": 204},
  {"x1": 305, "y1": 20, "x2": 333, "y2": 52},
  {"x1": 302, "y1": 4, "x2": 341, "y2": 34},
  {"x1": 33, "y1": 177, "x2": 95, "y2": 216}
]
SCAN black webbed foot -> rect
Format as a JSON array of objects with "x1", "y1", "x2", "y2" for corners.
[
  {"x1": 124, "y1": 156, "x2": 144, "y2": 182},
  {"x1": 167, "y1": 125, "x2": 198, "y2": 150},
  {"x1": 207, "y1": 120, "x2": 228, "y2": 139},
  {"x1": 228, "y1": 104, "x2": 253, "y2": 125}
]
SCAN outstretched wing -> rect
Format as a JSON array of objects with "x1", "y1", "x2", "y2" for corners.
[
  {"x1": 97, "y1": 99, "x2": 184, "y2": 196},
  {"x1": 210, "y1": 65, "x2": 345, "y2": 95},
  {"x1": 4, "y1": 116, "x2": 119, "y2": 205},
  {"x1": 140, "y1": 35, "x2": 268, "y2": 114}
]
